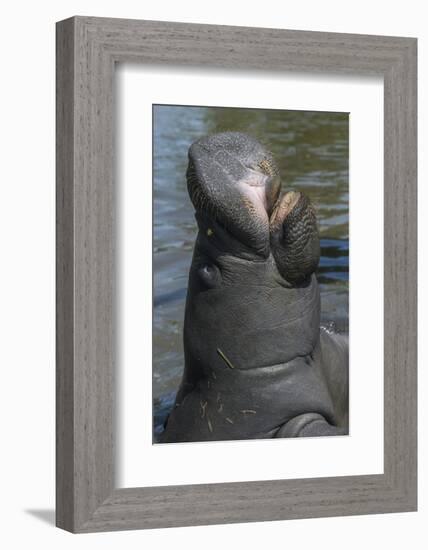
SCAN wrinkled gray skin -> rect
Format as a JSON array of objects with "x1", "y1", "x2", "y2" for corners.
[{"x1": 160, "y1": 132, "x2": 348, "y2": 443}]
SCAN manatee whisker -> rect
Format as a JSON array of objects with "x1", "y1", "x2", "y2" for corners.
[{"x1": 258, "y1": 158, "x2": 278, "y2": 176}]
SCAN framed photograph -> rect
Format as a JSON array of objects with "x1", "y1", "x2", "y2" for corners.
[
  {"x1": 56, "y1": 16, "x2": 417, "y2": 532},
  {"x1": 151, "y1": 104, "x2": 351, "y2": 446}
]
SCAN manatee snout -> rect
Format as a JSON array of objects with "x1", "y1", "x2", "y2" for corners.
[{"x1": 187, "y1": 131, "x2": 320, "y2": 284}]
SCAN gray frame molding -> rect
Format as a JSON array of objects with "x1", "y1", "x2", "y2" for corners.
[{"x1": 56, "y1": 16, "x2": 417, "y2": 533}]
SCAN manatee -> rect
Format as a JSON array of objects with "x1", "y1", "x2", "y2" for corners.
[{"x1": 160, "y1": 132, "x2": 348, "y2": 443}]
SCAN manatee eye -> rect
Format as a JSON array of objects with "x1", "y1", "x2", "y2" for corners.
[{"x1": 197, "y1": 264, "x2": 221, "y2": 288}]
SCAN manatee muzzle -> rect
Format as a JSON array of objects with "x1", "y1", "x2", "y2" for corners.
[{"x1": 187, "y1": 132, "x2": 320, "y2": 284}]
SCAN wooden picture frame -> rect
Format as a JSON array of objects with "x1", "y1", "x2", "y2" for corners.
[{"x1": 56, "y1": 16, "x2": 417, "y2": 533}]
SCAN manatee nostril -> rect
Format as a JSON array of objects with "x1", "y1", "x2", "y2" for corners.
[
  {"x1": 198, "y1": 264, "x2": 222, "y2": 288},
  {"x1": 186, "y1": 132, "x2": 282, "y2": 258}
]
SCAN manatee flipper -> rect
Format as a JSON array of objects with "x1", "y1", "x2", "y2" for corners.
[
  {"x1": 319, "y1": 329, "x2": 349, "y2": 431},
  {"x1": 275, "y1": 413, "x2": 348, "y2": 438}
]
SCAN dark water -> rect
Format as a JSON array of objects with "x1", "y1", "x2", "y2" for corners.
[{"x1": 153, "y1": 105, "x2": 349, "y2": 430}]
